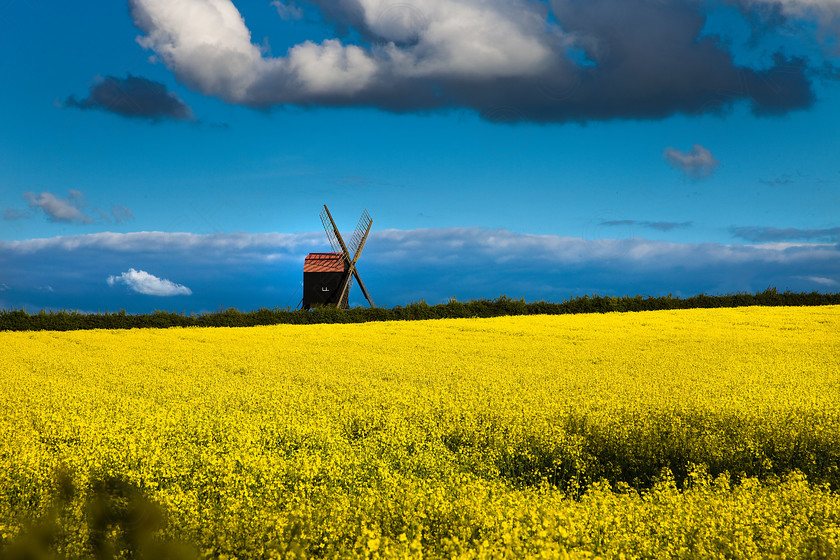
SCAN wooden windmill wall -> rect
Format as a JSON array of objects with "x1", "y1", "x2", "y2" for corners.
[{"x1": 302, "y1": 253, "x2": 349, "y2": 309}]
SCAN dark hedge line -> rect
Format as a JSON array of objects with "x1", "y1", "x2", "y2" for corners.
[{"x1": 1, "y1": 288, "x2": 838, "y2": 332}]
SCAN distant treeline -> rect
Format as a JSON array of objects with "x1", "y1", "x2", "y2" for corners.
[{"x1": 1, "y1": 288, "x2": 838, "y2": 331}]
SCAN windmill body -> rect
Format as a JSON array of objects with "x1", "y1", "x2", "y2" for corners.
[
  {"x1": 302, "y1": 253, "x2": 349, "y2": 309},
  {"x1": 302, "y1": 205, "x2": 375, "y2": 310}
]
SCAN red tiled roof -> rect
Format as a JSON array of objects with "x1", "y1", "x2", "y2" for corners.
[{"x1": 304, "y1": 253, "x2": 347, "y2": 273}]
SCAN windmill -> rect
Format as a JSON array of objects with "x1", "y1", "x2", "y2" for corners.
[{"x1": 302, "y1": 205, "x2": 375, "y2": 309}]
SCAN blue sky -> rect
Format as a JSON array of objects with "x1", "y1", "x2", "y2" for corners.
[{"x1": 1, "y1": 0, "x2": 838, "y2": 313}]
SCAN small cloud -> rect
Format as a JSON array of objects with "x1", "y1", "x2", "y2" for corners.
[
  {"x1": 107, "y1": 268, "x2": 192, "y2": 296},
  {"x1": 65, "y1": 74, "x2": 195, "y2": 122},
  {"x1": 18, "y1": 190, "x2": 133, "y2": 226},
  {"x1": 4, "y1": 208, "x2": 29, "y2": 220},
  {"x1": 24, "y1": 190, "x2": 94, "y2": 224},
  {"x1": 731, "y1": 226, "x2": 840, "y2": 243},
  {"x1": 759, "y1": 174, "x2": 796, "y2": 186},
  {"x1": 646, "y1": 221, "x2": 694, "y2": 232},
  {"x1": 271, "y1": 1, "x2": 303, "y2": 20},
  {"x1": 664, "y1": 144, "x2": 720, "y2": 179},
  {"x1": 601, "y1": 220, "x2": 693, "y2": 232},
  {"x1": 111, "y1": 205, "x2": 135, "y2": 223},
  {"x1": 0, "y1": 283, "x2": 9, "y2": 291},
  {"x1": 95, "y1": 208, "x2": 111, "y2": 222},
  {"x1": 793, "y1": 275, "x2": 840, "y2": 288}
]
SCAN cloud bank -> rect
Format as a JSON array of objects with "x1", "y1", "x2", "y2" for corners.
[
  {"x1": 1, "y1": 229, "x2": 837, "y2": 313},
  {"x1": 125, "y1": 0, "x2": 832, "y2": 123},
  {"x1": 731, "y1": 226, "x2": 840, "y2": 242},
  {"x1": 65, "y1": 74, "x2": 195, "y2": 121},
  {"x1": 107, "y1": 268, "x2": 193, "y2": 296}
]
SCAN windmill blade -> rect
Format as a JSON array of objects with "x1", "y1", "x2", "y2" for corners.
[
  {"x1": 336, "y1": 209, "x2": 375, "y2": 308},
  {"x1": 321, "y1": 205, "x2": 342, "y2": 253},
  {"x1": 335, "y1": 259, "x2": 356, "y2": 309},
  {"x1": 319, "y1": 208, "x2": 340, "y2": 254},
  {"x1": 349, "y1": 209, "x2": 372, "y2": 257},
  {"x1": 321, "y1": 205, "x2": 352, "y2": 261},
  {"x1": 349, "y1": 211, "x2": 374, "y2": 307},
  {"x1": 352, "y1": 268, "x2": 374, "y2": 308},
  {"x1": 335, "y1": 270, "x2": 354, "y2": 309}
]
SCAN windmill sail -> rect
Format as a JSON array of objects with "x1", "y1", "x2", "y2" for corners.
[
  {"x1": 320, "y1": 207, "x2": 344, "y2": 257},
  {"x1": 349, "y1": 209, "x2": 372, "y2": 257}
]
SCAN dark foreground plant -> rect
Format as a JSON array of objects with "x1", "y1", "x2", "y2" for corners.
[{"x1": 0, "y1": 468, "x2": 195, "y2": 560}]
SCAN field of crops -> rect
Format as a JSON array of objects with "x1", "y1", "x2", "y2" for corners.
[{"x1": 1, "y1": 306, "x2": 839, "y2": 559}]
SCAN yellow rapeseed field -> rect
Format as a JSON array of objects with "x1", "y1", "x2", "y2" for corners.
[{"x1": 1, "y1": 306, "x2": 839, "y2": 559}]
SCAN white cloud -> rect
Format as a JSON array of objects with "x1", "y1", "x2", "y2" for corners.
[
  {"x1": 107, "y1": 268, "x2": 193, "y2": 296},
  {"x1": 128, "y1": 0, "x2": 565, "y2": 103},
  {"x1": 2, "y1": 229, "x2": 836, "y2": 269},
  {"x1": 0, "y1": 230, "x2": 319, "y2": 258},
  {"x1": 130, "y1": 0, "x2": 273, "y2": 102},
  {"x1": 664, "y1": 145, "x2": 720, "y2": 179},
  {"x1": 368, "y1": 227, "x2": 840, "y2": 269}
]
